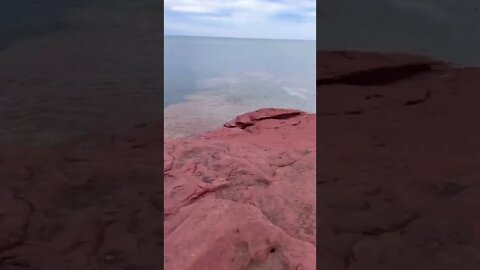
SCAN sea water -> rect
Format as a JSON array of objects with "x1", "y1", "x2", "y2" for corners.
[{"x1": 164, "y1": 36, "x2": 316, "y2": 137}]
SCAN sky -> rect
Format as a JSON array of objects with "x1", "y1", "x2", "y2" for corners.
[{"x1": 164, "y1": 0, "x2": 316, "y2": 40}]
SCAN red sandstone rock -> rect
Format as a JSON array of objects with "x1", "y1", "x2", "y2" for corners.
[
  {"x1": 0, "y1": 108, "x2": 315, "y2": 270},
  {"x1": 3, "y1": 50, "x2": 480, "y2": 270},
  {"x1": 316, "y1": 50, "x2": 447, "y2": 80},
  {"x1": 316, "y1": 51, "x2": 480, "y2": 270},
  {"x1": 223, "y1": 108, "x2": 304, "y2": 129},
  {"x1": 164, "y1": 109, "x2": 316, "y2": 270},
  {"x1": 0, "y1": 127, "x2": 166, "y2": 269}
]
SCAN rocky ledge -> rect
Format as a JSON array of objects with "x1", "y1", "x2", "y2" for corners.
[
  {"x1": 0, "y1": 108, "x2": 316, "y2": 270},
  {"x1": 164, "y1": 108, "x2": 316, "y2": 269},
  {"x1": 3, "y1": 50, "x2": 480, "y2": 270},
  {"x1": 316, "y1": 51, "x2": 480, "y2": 270}
]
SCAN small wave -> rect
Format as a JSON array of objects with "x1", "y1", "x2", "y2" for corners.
[
  {"x1": 282, "y1": 86, "x2": 311, "y2": 99},
  {"x1": 197, "y1": 76, "x2": 238, "y2": 88}
]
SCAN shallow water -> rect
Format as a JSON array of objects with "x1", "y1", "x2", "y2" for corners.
[{"x1": 164, "y1": 36, "x2": 316, "y2": 137}]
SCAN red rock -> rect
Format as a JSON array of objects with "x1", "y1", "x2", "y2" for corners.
[
  {"x1": 316, "y1": 50, "x2": 446, "y2": 80},
  {"x1": 3, "y1": 49, "x2": 480, "y2": 269},
  {"x1": 0, "y1": 108, "x2": 315, "y2": 270},
  {"x1": 164, "y1": 108, "x2": 316, "y2": 269},
  {"x1": 224, "y1": 108, "x2": 304, "y2": 129},
  {"x1": 317, "y1": 51, "x2": 480, "y2": 270}
]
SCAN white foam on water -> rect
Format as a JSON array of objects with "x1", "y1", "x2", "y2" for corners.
[
  {"x1": 243, "y1": 71, "x2": 273, "y2": 79},
  {"x1": 197, "y1": 76, "x2": 239, "y2": 89},
  {"x1": 282, "y1": 86, "x2": 311, "y2": 100}
]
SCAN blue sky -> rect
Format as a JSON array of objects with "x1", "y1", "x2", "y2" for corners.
[{"x1": 164, "y1": 0, "x2": 316, "y2": 40}]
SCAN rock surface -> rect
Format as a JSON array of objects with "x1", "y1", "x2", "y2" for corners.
[
  {"x1": 317, "y1": 51, "x2": 480, "y2": 269},
  {"x1": 164, "y1": 108, "x2": 316, "y2": 270},
  {"x1": 0, "y1": 108, "x2": 316, "y2": 270},
  {"x1": 3, "y1": 49, "x2": 480, "y2": 270},
  {"x1": 0, "y1": 123, "x2": 166, "y2": 269}
]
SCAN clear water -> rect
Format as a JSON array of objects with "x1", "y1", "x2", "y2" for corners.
[
  {"x1": 164, "y1": 36, "x2": 316, "y2": 109},
  {"x1": 164, "y1": 36, "x2": 316, "y2": 137},
  {"x1": 1, "y1": 2, "x2": 316, "y2": 142}
]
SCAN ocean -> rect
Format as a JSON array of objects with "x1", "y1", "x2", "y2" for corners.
[
  {"x1": 0, "y1": 1, "x2": 315, "y2": 142},
  {"x1": 164, "y1": 36, "x2": 316, "y2": 137}
]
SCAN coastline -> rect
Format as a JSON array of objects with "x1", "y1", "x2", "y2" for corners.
[
  {"x1": 164, "y1": 74, "x2": 316, "y2": 139},
  {"x1": 3, "y1": 49, "x2": 480, "y2": 268}
]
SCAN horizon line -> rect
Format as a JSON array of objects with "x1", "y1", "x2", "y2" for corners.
[{"x1": 164, "y1": 34, "x2": 316, "y2": 42}]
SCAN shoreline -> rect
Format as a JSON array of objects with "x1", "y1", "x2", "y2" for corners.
[{"x1": 2, "y1": 49, "x2": 480, "y2": 268}]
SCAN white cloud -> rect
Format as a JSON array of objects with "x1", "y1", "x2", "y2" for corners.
[
  {"x1": 165, "y1": 0, "x2": 314, "y2": 15},
  {"x1": 164, "y1": 0, "x2": 316, "y2": 39}
]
